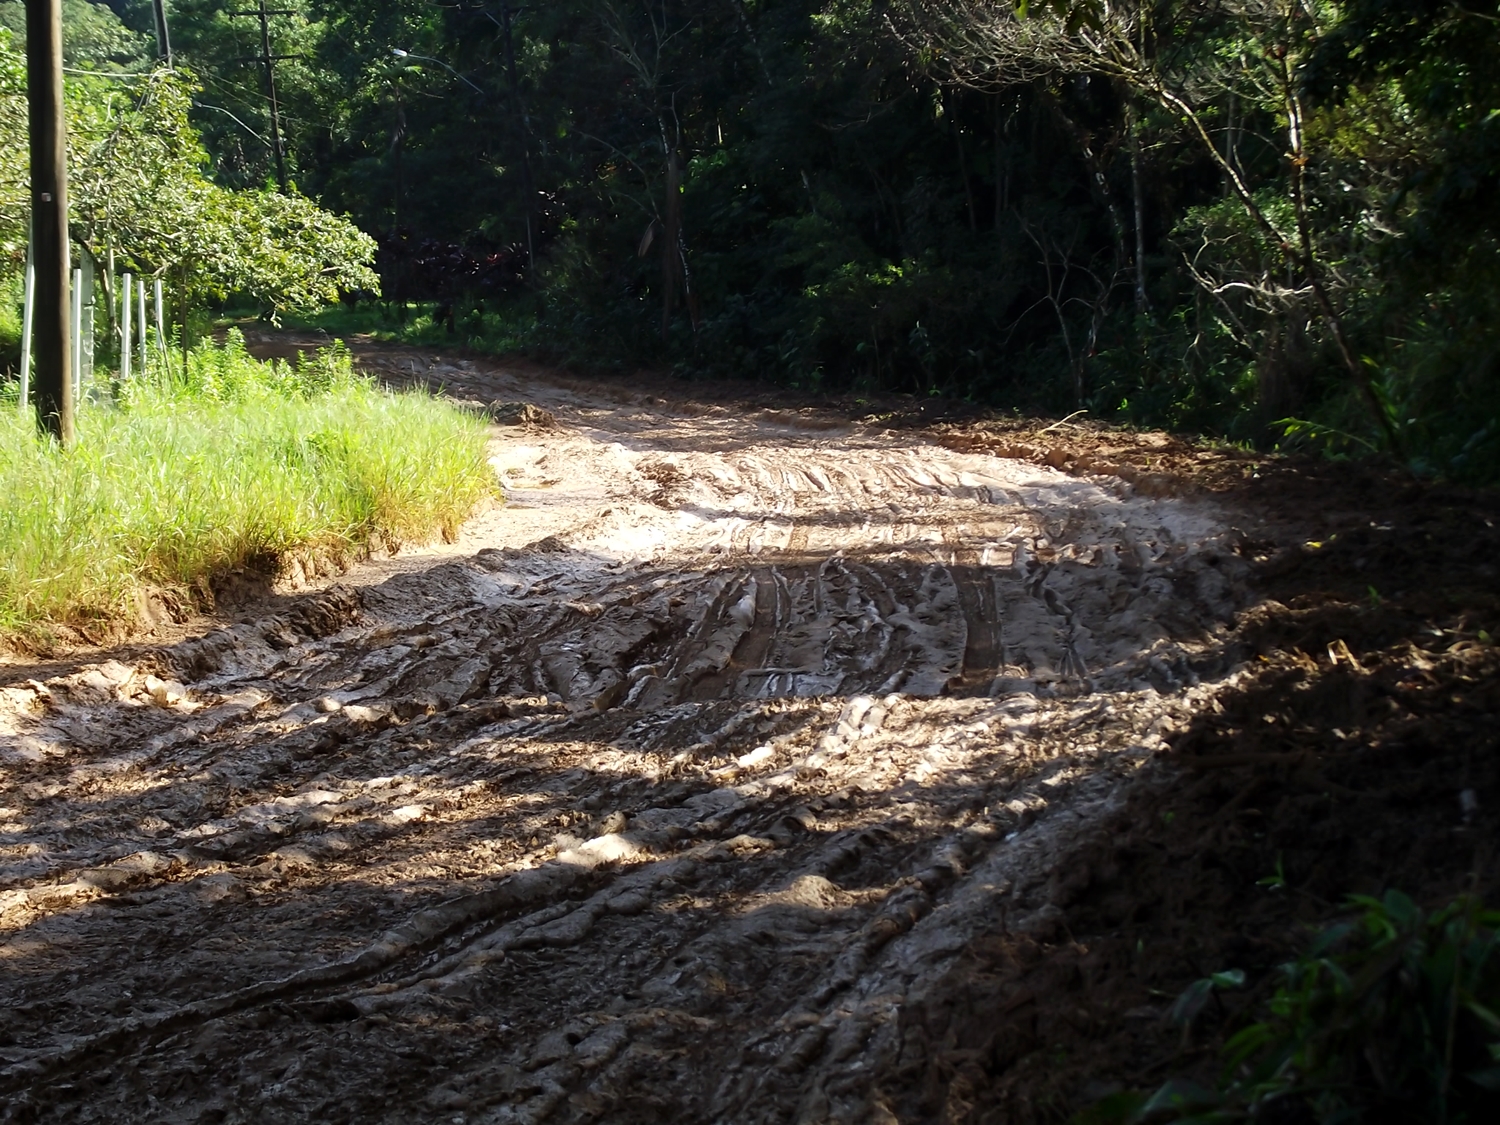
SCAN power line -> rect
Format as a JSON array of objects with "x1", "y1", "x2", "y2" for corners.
[
  {"x1": 195, "y1": 101, "x2": 271, "y2": 146},
  {"x1": 62, "y1": 66, "x2": 149, "y2": 78}
]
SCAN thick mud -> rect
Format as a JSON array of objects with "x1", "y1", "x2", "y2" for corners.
[{"x1": 1, "y1": 343, "x2": 1493, "y2": 1123}]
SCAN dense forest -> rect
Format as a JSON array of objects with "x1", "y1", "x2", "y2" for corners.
[{"x1": 6, "y1": 0, "x2": 1500, "y2": 477}]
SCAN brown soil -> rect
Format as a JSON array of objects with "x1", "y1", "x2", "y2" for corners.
[{"x1": 0, "y1": 335, "x2": 1495, "y2": 1124}]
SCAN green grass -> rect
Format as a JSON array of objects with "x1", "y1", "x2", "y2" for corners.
[
  {"x1": 1, "y1": 271, "x2": 22, "y2": 377},
  {"x1": 0, "y1": 330, "x2": 497, "y2": 641}
]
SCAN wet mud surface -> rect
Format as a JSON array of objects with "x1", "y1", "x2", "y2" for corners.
[{"x1": 2, "y1": 338, "x2": 1496, "y2": 1123}]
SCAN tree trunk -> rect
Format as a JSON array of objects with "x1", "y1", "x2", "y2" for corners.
[
  {"x1": 661, "y1": 148, "x2": 681, "y2": 340},
  {"x1": 945, "y1": 90, "x2": 977, "y2": 233},
  {"x1": 1042, "y1": 90, "x2": 1127, "y2": 283},
  {"x1": 1127, "y1": 99, "x2": 1149, "y2": 318}
]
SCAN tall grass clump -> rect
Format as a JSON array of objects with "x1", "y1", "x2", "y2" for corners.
[{"x1": 0, "y1": 329, "x2": 495, "y2": 640}]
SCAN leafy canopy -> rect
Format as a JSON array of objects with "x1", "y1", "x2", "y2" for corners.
[{"x1": 0, "y1": 26, "x2": 377, "y2": 312}]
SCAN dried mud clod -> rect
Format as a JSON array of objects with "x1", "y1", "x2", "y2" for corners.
[
  {"x1": 0, "y1": 339, "x2": 1495, "y2": 1124},
  {"x1": 636, "y1": 458, "x2": 691, "y2": 508},
  {"x1": 488, "y1": 400, "x2": 557, "y2": 429}
]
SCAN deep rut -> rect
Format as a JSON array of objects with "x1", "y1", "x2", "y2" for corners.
[{"x1": 0, "y1": 347, "x2": 1258, "y2": 1123}]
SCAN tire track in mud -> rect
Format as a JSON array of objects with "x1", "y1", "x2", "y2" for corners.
[{"x1": 0, "y1": 349, "x2": 1260, "y2": 1122}]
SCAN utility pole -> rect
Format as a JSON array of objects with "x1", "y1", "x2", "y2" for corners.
[
  {"x1": 229, "y1": 2, "x2": 295, "y2": 192},
  {"x1": 151, "y1": 0, "x2": 173, "y2": 67},
  {"x1": 26, "y1": 0, "x2": 72, "y2": 444}
]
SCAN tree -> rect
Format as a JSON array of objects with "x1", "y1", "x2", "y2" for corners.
[
  {"x1": 1, "y1": 32, "x2": 377, "y2": 335},
  {"x1": 57, "y1": 0, "x2": 1490, "y2": 477},
  {"x1": 898, "y1": 0, "x2": 1406, "y2": 450},
  {"x1": 0, "y1": 0, "x2": 152, "y2": 70},
  {"x1": 64, "y1": 66, "x2": 378, "y2": 312}
]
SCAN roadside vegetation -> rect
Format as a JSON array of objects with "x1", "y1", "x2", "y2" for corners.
[
  {"x1": 0, "y1": 18, "x2": 499, "y2": 646},
  {"x1": 0, "y1": 21, "x2": 378, "y2": 376},
  {"x1": 10, "y1": 3, "x2": 1497, "y2": 478},
  {"x1": 1090, "y1": 891, "x2": 1500, "y2": 1123},
  {"x1": 282, "y1": 299, "x2": 531, "y2": 358},
  {"x1": 0, "y1": 332, "x2": 494, "y2": 644}
]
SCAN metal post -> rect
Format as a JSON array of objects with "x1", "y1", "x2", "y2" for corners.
[
  {"x1": 120, "y1": 270, "x2": 132, "y2": 382},
  {"x1": 137, "y1": 278, "x2": 148, "y2": 373},
  {"x1": 154, "y1": 279, "x2": 167, "y2": 357},
  {"x1": 71, "y1": 266, "x2": 82, "y2": 401},
  {"x1": 26, "y1": 0, "x2": 73, "y2": 443},
  {"x1": 20, "y1": 252, "x2": 33, "y2": 410}
]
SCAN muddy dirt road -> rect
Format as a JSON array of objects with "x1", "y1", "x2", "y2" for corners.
[{"x1": 0, "y1": 344, "x2": 1428, "y2": 1122}]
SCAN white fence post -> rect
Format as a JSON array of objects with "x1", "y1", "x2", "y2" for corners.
[
  {"x1": 154, "y1": 278, "x2": 167, "y2": 357},
  {"x1": 20, "y1": 256, "x2": 34, "y2": 410},
  {"x1": 137, "y1": 278, "x2": 148, "y2": 374},
  {"x1": 71, "y1": 267, "x2": 83, "y2": 401},
  {"x1": 79, "y1": 254, "x2": 95, "y2": 389},
  {"x1": 120, "y1": 271, "x2": 133, "y2": 382}
]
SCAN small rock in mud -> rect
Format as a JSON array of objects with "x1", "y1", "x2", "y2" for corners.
[
  {"x1": 142, "y1": 675, "x2": 189, "y2": 708},
  {"x1": 557, "y1": 833, "x2": 641, "y2": 868},
  {"x1": 597, "y1": 811, "x2": 629, "y2": 835},
  {"x1": 489, "y1": 401, "x2": 557, "y2": 428}
]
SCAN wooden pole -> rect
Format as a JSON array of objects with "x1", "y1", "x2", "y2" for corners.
[
  {"x1": 151, "y1": 0, "x2": 173, "y2": 66},
  {"x1": 256, "y1": 0, "x2": 288, "y2": 192},
  {"x1": 26, "y1": 0, "x2": 72, "y2": 444},
  {"x1": 229, "y1": 3, "x2": 290, "y2": 192}
]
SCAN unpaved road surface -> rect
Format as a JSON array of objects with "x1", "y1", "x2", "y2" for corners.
[{"x1": 0, "y1": 347, "x2": 1318, "y2": 1122}]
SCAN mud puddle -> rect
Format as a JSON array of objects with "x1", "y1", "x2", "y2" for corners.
[{"x1": 0, "y1": 342, "x2": 1308, "y2": 1123}]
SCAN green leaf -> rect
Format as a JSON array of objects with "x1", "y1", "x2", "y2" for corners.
[
  {"x1": 1465, "y1": 1065, "x2": 1500, "y2": 1091},
  {"x1": 1067, "y1": 1090, "x2": 1147, "y2": 1125},
  {"x1": 1170, "y1": 978, "x2": 1216, "y2": 1026},
  {"x1": 1138, "y1": 1079, "x2": 1221, "y2": 1117}
]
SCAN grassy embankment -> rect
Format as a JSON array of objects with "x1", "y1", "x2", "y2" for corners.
[{"x1": 0, "y1": 330, "x2": 496, "y2": 643}]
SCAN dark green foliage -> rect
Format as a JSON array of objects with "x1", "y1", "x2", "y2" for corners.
[
  {"x1": 143, "y1": 0, "x2": 1500, "y2": 479},
  {"x1": 1301, "y1": 0, "x2": 1500, "y2": 480},
  {"x1": 0, "y1": 0, "x2": 152, "y2": 69},
  {"x1": 1078, "y1": 891, "x2": 1500, "y2": 1124}
]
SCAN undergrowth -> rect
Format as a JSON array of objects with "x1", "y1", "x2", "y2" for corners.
[
  {"x1": 0, "y1": 330, "x2": 496, "y2": 642},
  {"x1": 1081, "y1": 891, "x2": 1500, "y2": 1124},
  {"x1": 277, "y1": 301, "x2": 530, "y2": 357}
]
